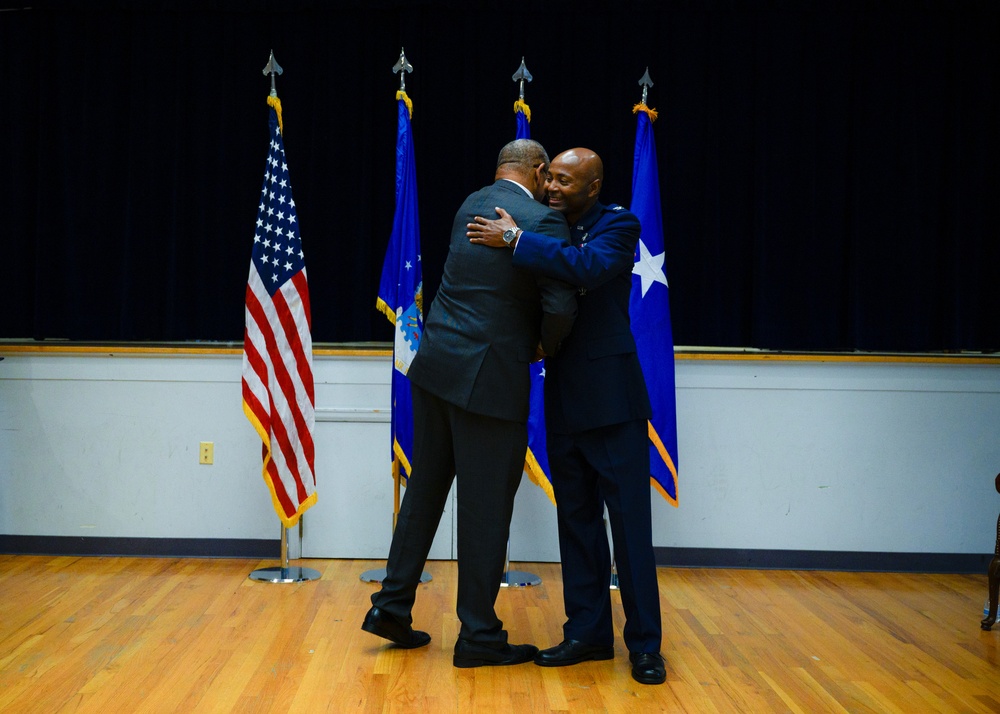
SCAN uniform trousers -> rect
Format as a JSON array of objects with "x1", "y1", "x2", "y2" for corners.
[{"x1": 547, "y1": 417, "x2": 662, "y2": 653}]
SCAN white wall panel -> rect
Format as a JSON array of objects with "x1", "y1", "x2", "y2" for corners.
[{"x1": 2, "y1": 351, "x2": 998, "y2": 560}]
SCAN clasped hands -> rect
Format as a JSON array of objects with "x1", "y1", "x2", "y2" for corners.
[{"x1": 467, "y1": 207, "x2": 517, "y2": 248}]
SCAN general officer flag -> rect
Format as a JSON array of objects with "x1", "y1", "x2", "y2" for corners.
[
  {"x1": 513, "y1": 94, "x2": 556, "y2": 505},
  {"x1": 514, "y1": 98, "x2": 531, "y2": 142},
  {"x1": 376, "y1": 91, "x2": 423, "y2": 481},
  {"x1": 629, "y1": 102, "x2": 679, "y2": 505},
  {"x1": 242, "y1": 95, "x2": 317, "y2": 527}
]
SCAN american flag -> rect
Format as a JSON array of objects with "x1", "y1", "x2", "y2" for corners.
[{"x1": 242, "y1": 97, "x2": 317, "y2": 527}]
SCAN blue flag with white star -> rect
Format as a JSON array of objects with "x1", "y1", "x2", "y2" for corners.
[
  {"x1": 377, "y1": 92, "x2": 422, "y2": 482},
  {"x1": 629, "y1": 104, "x2": 679, "y2": 505}
]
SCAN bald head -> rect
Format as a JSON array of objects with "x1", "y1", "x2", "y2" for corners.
[
  {"x1": 545, "y1": 147, "x2": 604, "y2": 224},
  {"x1": 552, "y1": 148, "x2": 604, "y2": 185}
]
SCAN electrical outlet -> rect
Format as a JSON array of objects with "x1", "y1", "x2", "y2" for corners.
[{"x1": 199, "y1": 441, "x2": 214, "y2": 465}]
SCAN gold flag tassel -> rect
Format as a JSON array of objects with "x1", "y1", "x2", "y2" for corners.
[
  {"x1": 397, "y1": 90, "x2": 413, "y2": 119},
  {"x1": 632, "y1": 102, "x2": 658, "y2": 122},
  {"x1": 513, "y1": 98, "x2": 532, "y2": 122},
  {"x1": 267, "y1": 95, "x2": 284, "y2": 135}
]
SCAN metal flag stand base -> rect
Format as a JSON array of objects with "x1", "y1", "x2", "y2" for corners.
[
  {"x1": 251, "y1": 564, "x2": 321, "y2": 584},
  {"x1": 249, "y1": 522, "x2": 321, "y2": 584},
  {"x1": 501, "y1": 569, "x2": 542, "y2": 588},
  {"x1": 501, "y1": 539, "x2": 541, "y2": 588}
]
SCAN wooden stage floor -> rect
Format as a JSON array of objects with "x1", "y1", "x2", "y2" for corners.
[{"x1": 1, "y1": 556, "x2": 998, "y2": 712}]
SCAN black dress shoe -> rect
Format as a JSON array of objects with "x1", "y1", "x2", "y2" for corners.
[
  {"x1": 453, "y1": 638, "x2": 539, "y2": 668},
  {"x1": 629, "y1": 651, "x2": 666, "y2": 684},
  {"x1": 534, "y1": 639, "x2": 615, "y2": 667},
  {"x1": 361, "y1": 606, "x2": 430, "y2": 648}
]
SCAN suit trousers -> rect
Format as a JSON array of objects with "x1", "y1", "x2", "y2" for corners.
[
  {"x1": 546, "y1": 418, "x2": 662, "y2": 654},
  {"x1": 372, "y1": 383, "x2": 528, "y2": 644}
]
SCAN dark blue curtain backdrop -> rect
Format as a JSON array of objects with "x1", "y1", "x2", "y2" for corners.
[{"x1": 3, "y1": 0, "x2": 998, "y2": 352}]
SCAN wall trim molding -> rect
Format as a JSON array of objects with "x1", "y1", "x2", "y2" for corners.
[{"x1": 3, "y1": 342, "x2": 998, "y2": 365}]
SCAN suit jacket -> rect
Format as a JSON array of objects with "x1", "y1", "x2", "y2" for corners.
[
  {"x1": 407, "y1": 180, "x2": 577, "y2": 423},
  {"x1": 512, "y1": 201, "x2": 652, "y2": 434}
]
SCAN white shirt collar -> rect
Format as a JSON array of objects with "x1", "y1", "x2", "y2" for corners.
[{"x1": 499, "y1": 178, "x2": 533, "y2": 199}]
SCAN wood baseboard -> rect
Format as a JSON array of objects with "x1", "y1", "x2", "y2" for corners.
[
  {"x1": 0, "y1": 535, "x2": 278, "y2": 559},
  {"x1": 654, "y1": 546, "x2": 992, "y2": 573},
  {"x1": 1, "y1": 536, "x2": 990, "y2": 573}
]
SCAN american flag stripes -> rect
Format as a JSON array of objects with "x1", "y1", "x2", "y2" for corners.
[{"x1": 242, "y1": 96, "x2": 317, "y2": 527}]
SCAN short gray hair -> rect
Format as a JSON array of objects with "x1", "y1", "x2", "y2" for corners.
[{"x1": 496, "y1": 139, "x2": 549, "y2": 171}]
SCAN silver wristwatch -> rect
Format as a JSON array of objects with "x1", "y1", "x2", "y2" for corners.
[{"x1": 502, "y1": 227, "x2": 521, "y2": 246}]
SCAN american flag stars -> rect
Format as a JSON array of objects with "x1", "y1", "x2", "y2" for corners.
[{"x1": 252, "y1": 124, "x2": 305, "y2": 293}]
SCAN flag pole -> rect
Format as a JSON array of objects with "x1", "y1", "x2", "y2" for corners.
[
  {"x1": 245, "y1": 50, "x2": 320, "y2": 585},
  {"x1": 361, "y1": 48, "x2": 431, "y2": 586},
  {"x1": 638, "y1": 66, "x2": 653, "y2": 107},
  {"x1": 502, "y1": 57, "x2": 541, "y2": 588},
  {"x1": 631, "y1": 64, "x2": 680, "y2": 506},
  {"x1": 605, "y1": 67, "x2": 660, "y2": 593},
  {"x1": 513, "y1": 56, "x2": 532, "y2": 102},
  {"x1": 393, "y1": 455, "x2": 401, "y2": 529},
  {"x1": 250, "y1": 521, "x2": 322, "y2": 583},
  {"x1": 360, "y1": 454, "x2": 425, "y2": 583}
]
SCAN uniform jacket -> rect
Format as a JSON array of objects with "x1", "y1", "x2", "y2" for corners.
[
  {"x1": 512, "y1": 201, "x2": 652, "y2": 433},
  {"x1": 408, "y1": 180, "x2": 577, "y2": 423}
]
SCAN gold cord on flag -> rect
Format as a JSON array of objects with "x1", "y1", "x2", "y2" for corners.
[
  {"x1": 267, "y1": 95, "x2": 284, "y2": 135},
  {"x1": 524, "y1": 448, "x2": 556, "y2": 506},
  {"x1": 632, "y1": 102, "x2": 659, "y2": 122},
  {"x1": 648, "y1": 421, "x2": 678, "y2": 507},
  {"x1": 513, "y1": 99, "x2": 532, "y2": 122},
  {"x1": 396, "y1": 90, "x2": 413, "y2": 119},
  {"x1": 376, "y1": 297, "x2": 396, "y2": 324}
]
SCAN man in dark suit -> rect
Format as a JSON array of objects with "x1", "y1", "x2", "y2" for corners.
[
  {"x1": 466, "y1": 147, "x2": 666, "y2": 685},
  {"x1": 361, "y1": 139, "x2": 577, "y2": 668}
]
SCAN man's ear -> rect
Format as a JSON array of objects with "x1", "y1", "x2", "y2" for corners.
[
  {"x1": 534, "y1": 162, "x2": 548, "y2": 185},
  {"x1": 588, "y1": 179, "x2": 602, "y2": 199}
]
